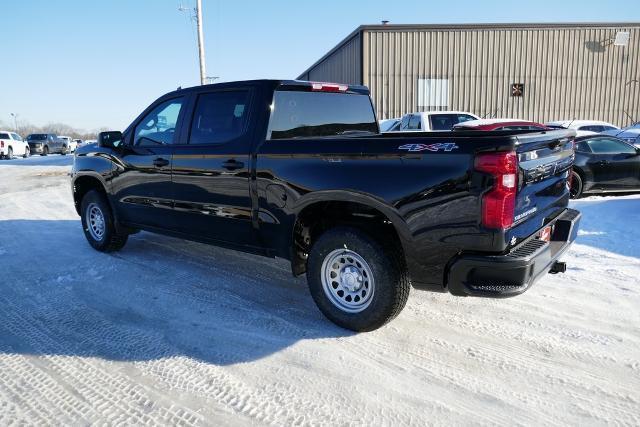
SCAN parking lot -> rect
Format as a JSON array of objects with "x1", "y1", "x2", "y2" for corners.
[{"x1": 0, "y1": 155, "x2": 638, "y2": 425}]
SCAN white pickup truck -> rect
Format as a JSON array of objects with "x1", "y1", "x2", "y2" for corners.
[
  {"x1": 0, "y1": 131, "x2": 30, "y2": 159},
  {"x1": 392, "y1": 111, "x2": 480, "y2": 132}
]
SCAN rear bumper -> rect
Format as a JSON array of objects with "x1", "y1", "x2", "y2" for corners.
[{"x1": 447, "y1": 208, "x2": 581, "y2": 297}]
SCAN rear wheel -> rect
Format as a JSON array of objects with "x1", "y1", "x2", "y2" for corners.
[
  {"x1": 306, "y1": 227, "x2": 410, "y2": 332},
  {"x1": 570, "y1": 171, "x2": 583, "y2": 199},
  {"x1": 80, "y1": 190, "x2": 128, "y2": 252}
]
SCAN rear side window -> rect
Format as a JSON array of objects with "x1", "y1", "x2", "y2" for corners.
[
  {"x1": 407, "y1": 114, "x2": 422, "y2": 130},
  {"x1": 134, "y1": 98, "x2": 184, "y2": 146},
  {"x1": 430, "y1": 114, "x2": 476, "y2": 131},
  {"x1": 0, "y1": 133, "x2": 9, "y2": 139},
  {"x1": 268, "y1": 91, "x2": 377, "y2": 139},
  {"x1": 189, "y1": 90, "x2": 251, "y2": 145},
  {"x1": 578, "y1": 125, "x2": 602, "y2": 132},
  {"x1": 587, "y1": 138, "x2": 636, "y2": 154}
]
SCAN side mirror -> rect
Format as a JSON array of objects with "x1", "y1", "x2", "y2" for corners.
[{"x1": 98, "y1": 131, "x2": 123, "y2": 148}]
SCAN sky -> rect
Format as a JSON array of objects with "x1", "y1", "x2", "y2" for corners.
[{"x1": 1, "y1": 0, "x2": 639, "y2": 131}]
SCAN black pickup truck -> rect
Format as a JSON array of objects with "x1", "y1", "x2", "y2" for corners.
[{"x1": 72, "y1": 80, "x2": 580, "y2": 331}]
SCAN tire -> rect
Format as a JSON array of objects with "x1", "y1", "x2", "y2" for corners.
[
  {"x1": 7, "y1": 147, "x2": 12, "y2": 160},
  {"x1": 23, "y1": 147, "x2": 30, "y2": 158},
  {"x1": 61, "y1": 145, "x2": 67, "y2": 155},
  {"x1": 570, "y1": 170, "x2": 583, "y2": 199},
  {"x1": 42, "y1": 146, "x2": 49, "y2": 156},
  {"x1": 80, "y1": 190, "x2": 128, "y2": 252},
  {"x1": 306, "y1": 227, "x2": 410, "y2": 332}
]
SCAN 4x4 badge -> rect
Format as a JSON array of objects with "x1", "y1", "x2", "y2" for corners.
[{"x1": 398, "y1": 143, "x2": 459, "y2": 152}]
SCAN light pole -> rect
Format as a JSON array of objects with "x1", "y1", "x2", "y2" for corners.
[{"x1": 10, "y1": 113, "x2": 17, "y2": 132}]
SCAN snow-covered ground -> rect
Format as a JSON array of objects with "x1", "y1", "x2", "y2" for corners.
[{"x1": 0, "y1": 155, "x2": 639, "y2": 425}]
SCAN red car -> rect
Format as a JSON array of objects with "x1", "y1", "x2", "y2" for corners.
[{"x1": 453, "y1": 119, "x2": 550, "y2": 131}]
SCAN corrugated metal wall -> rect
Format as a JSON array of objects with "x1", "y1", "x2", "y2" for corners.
[
  {"x1": 359, "y1": 25, "x2": 639, "y2": 126},
  {"x1": 298, "y1": 33, "x2": 362, "y2": 85}
]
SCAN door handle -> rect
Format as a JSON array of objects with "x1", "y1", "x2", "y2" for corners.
[
  {"x1": 153, "y1": 157, "x2": 170, "y2": 167},
  {"x1": 222, "y1": 159, "x2": 245, "y2": 170}
]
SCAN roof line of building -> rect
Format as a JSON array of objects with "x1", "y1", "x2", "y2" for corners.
[{"x1": 297, "y1": 22, "x2": 640, "y2": 79}]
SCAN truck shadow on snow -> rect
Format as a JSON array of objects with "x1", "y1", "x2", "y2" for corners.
[{"x1": 0, "y1": 219, "x2": 352, "y2": 366}]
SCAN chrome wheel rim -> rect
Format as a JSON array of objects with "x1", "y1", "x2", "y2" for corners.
[
  {"x1": 321, "y1": 249, "x2": 375, "y2": 313},
  {"x1": 86, "y1": 203, "x2": 105, "y2": 241},
  {"x1": 570, "y1": 172, "x2": 581, "y2": 198}
]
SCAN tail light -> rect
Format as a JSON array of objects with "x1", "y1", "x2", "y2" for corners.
[
  {"x1": 475, "y1": 151, "x2": 518, "y2": 229},
  {"x1": 0, "y1": 141, "x2": 3, "y2": 148},
  {"x1": 310, "y1": 82, "x2": 348, "y2": 92}
]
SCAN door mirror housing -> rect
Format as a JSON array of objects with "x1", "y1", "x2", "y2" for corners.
[{"x1": 98, "y1": 131, "x2": 123, "y2": 148}]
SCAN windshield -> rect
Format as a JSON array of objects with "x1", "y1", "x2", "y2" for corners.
[
  {"x1": 27, "y1": 134, "x2": 48, "y2": 141},
  {"x1": 268, "y1": 91, "x2": 377, "y2": 139},
  {"x1": 430, "y1": 114, "x2": 477, "y2": 131}
]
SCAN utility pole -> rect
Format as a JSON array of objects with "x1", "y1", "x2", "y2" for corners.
[{"x1": 195, "y1": 0, "x2": 206, "y2": 85}]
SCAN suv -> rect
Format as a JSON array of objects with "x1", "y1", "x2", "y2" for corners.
[
  {"x1": 72, "y1": 80, "x2": 580, "y2": 331},
  {"x1": 0, "y1": 131, "x2": 30, "y2": 159},
  {"x1": 26, "y1": 133, "x2": 66, "y2": 155}
]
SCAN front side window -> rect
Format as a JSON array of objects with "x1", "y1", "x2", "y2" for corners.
[
  {"x1": 11, "y1": 133, "x2": 22, "y2": 141},
  {"x1": 587, "y1": 138, "x2": 636, "y2": 154},
  {"x1": 576, "y1": 141, "x2": 592, "y2": 152},
  {"x1": 189, "y1": 91, "x2": 251, "y2": 145},
  {"x1": 134, "y1": 98, "x2": 184, "y2": 146},
  {"x1": 268, "y1": 91, "x2": 377, "y2": 139},
  {"x1": 430, "y1": 114, "x2": 476, "y2": 131},
  {"x1": 579, "y1": 125, "x2": 601, "y2": 132}
]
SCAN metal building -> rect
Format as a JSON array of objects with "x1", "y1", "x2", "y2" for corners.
[{"x1": 297, "y1": 23, "x2": 640, "y2": 126}]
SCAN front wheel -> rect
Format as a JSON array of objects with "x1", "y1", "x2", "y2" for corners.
[
  {"x1": 61, "y1": 145, "x2": 67, "y2": 155},
  {"x1": 80, "y1": 190, "x2": 128, "y2": 252},
  {"x1": 42, "y1": 146, "x2": 49, "y2": 156},
  {"x1": 570, "y1": 171, "x2": 583, "y2": 199},
  {"x1": 23, "y1": 147, "x2": 30, "y2": 158},
  {"x1": 306, "y1": 227, "x2": 410, "y2": 332}
]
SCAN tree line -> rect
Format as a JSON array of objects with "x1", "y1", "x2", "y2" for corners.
[{"x1": 0, "y1": 119, "x2": 109, "y2": 140}]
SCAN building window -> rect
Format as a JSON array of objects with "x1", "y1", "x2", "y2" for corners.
[{"x1": 417, "y1": 78, "x2": 449, "y2": 109}]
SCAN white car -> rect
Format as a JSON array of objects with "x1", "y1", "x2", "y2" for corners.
[
  {"x1": 545, "y1": 120, "x2": 619, "y2": 133},
  {"x1": 0, "y1": 131, "x2": 30, "y2": 159},
  {"x1": 58, "y1": 136, "x2": 77, "y2": 153},
  {"x1": 393, "y1": 111, "x2": 480, "y2": 132}
]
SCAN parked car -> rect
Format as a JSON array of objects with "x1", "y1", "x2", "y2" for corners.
[
  {"x1": 26, "y1": 133, "x2": 67, "y2": 155},
  {"x1": 58, "y1": 136, "x2": 77, "y2": 153},
  {"x1": 379, "y1": 118, "x2": 401, "y2": 132},
  {"x1": 570, "y1": 135, "x2": 640, "y2": 198},
  {"x1": 0, "y1": 131, "x2": 30, "y2": 159},
  {"x1": 546, "y1": 120, "x2": 619, "y2": 133},
  {"x1": 453, "y1": 119, "x2": 549, "y2": 131},
  {"x1": 72, "y1": 80, "x2": 580, "y2": 331},
  {"x1": 389, "y1": 111, "x2": 480, "y2": 132},
  {"x1": 600, "y1": 128, "x2": 640, "y2": 148},
  {"x1": 74, "y1": 139, "x2": 84, "y2": 148}
]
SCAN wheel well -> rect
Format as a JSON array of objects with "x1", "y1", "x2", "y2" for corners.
[
  {"x1": 73, "y1": 176, "x2": 107, "y2": 215},
  {"x1": 291, "y1": 201, "x2": 403, "y2": 276}
]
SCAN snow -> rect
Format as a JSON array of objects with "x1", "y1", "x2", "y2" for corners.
[{"x1": 0, "y1": 156, "x2": 639, "y2": 425}]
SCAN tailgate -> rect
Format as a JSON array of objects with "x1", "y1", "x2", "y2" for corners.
[{"x1": 507, "y1": 129, "x2": 575, "y2": 246}]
